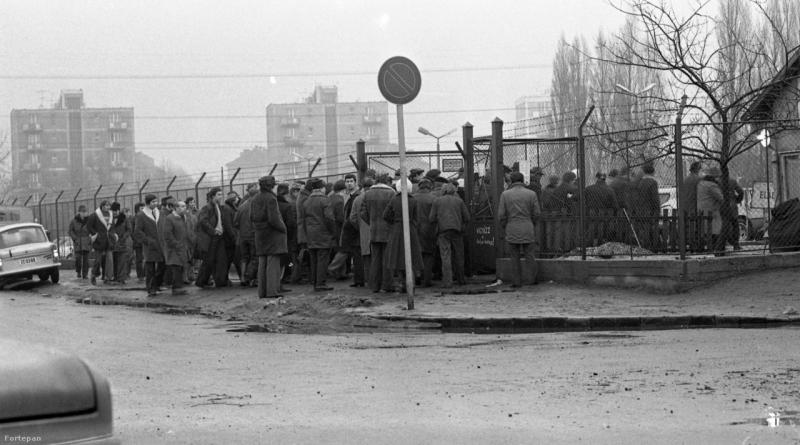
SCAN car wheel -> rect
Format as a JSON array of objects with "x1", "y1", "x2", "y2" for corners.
[
  {"x1": 50, "y1": 267, "x2": 60, "y2": 284},
  {"x1": 38, "y1": 272, "x2": 49, "y2": 281}
]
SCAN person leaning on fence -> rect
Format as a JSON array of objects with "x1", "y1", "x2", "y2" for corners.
[
  {"x1": 498, "y1": 171, "x2": 541, "y2": 288},
  {"x1": 69, "y1": 205, "x2": 92, "y2": 280},
  {"x1": 163, "y1": 201, "x2": 190, "y2": 296},
  {"x1": 86, "y1": 200, "x2": 113, "y2": 285},
  {"x1": 429, "y1": 182, "x2": 470, "y2": 288},
  {"x1": 302, "y1": 178, "x2": 336, "y2": 292},
  {"x1": 250, "y1": 175, "x2": 288, "y2": 299},
  {"x1": 413, "y1": 178, "x2": 437, "y2": 287},
  {"x1": 697, "y1": 166, "x2": 725, "y2": 255},
  {"x1": 196, "y1": 187, "x2": 231, "y2": 288},
  {"x1": 134, "y1": 194, "x2": 165, "y2": 296},
  {"x1": 234, "y1": 183, "x2": 259, "y2": 287}
]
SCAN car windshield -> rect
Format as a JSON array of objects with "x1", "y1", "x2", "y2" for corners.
[{"x1": 0, "y1": 227, "x2": 48, "y2": 249}]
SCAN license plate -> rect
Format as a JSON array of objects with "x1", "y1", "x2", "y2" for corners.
[{"x1": 19, "y1": 257, "x2": 36, "y2": 265}]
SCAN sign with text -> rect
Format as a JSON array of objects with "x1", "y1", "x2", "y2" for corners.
[
  {"x1": 751, "y1": 181, "x2": 775, "y2": 208},
  {"x1": 441, "y1": 158, "x2": 463, "y2": 173}
]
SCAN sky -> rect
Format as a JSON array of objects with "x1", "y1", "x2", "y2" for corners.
[{"x1": 0, "y1": 0, "x2": 630, "y2": 177}]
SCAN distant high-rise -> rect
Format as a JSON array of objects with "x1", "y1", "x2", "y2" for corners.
[
  {"x1": 513, "y1": 94, "x2": 551, "y2": 137},
  {"x1": 266, "y1": 86, "x2": 389, "y2": 177},
  {"x1": 10, "y1": 89, "x2": 135, "y2": 194}
]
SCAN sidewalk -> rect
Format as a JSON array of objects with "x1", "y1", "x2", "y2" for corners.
[{"x1": 52, "y1": 265, "x2": 800, "y2": 333}]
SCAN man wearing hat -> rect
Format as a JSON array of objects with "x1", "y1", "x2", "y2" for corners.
[
  {"x1": 250, "y1": 176, "x2": 287, "y2": 298},
  {"x1": 302, "y1": 178, "x2": 335, "y2": 291},
  {"x1": 69, "y1": 204, "x2": 92, "y2": 279}
]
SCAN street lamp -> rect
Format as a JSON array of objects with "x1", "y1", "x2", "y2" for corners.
[{"x1": 418, "y1": 126, "x2": 456, "y2": 170}]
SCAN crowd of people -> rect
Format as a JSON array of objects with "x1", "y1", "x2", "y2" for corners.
[
  {"x1": 68, "y1": 168, "x2": 490, "y2": 297},
  {"x1": 67, "y1": 160, "x2": 742, "y2": 297}
]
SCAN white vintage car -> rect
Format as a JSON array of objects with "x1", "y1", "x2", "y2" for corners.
[{"x1": 0, "y1": 222, "x2": 61, "y2": 284}]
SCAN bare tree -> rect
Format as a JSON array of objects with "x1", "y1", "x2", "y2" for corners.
[
  {"x1": 595, "y1": 0, "x2": 800, "y2": 220},
  {"x1": 549, "y1": 35, "x2": 591, "y2": 138}
]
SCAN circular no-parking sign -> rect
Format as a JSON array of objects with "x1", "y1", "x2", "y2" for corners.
[{"x1": 378, "y1": 56, "x2": 421, "y2": 105}]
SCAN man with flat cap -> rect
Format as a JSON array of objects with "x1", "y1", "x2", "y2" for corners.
[{"x1": 250, "y1": 175, "x2": 287, "y2": 298}]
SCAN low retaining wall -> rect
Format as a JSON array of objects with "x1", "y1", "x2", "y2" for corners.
[{"x1": 496, "y1": 252, "x2": 800, "y2": 292}]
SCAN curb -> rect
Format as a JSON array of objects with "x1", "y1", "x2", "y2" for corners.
[{"x1": 370, "y1": 314, "x2": 800, "y2": 333}]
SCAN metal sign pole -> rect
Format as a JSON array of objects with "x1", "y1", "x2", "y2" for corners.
[{"x1": 397, "y1": 104, "x2": 415, "y2": 309}]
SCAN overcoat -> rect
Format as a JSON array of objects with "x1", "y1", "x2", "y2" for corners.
[
  {"x1": 250, "y1": 189, "x2": 287, "y2": 256},
  {"x1": 163, "y1": 213, "x2": 190, "y2": 266},
  {"x1": 340, "y1": 190, "x2": 361, "y2": 248},
  {"x1": 133, "y1": 209, "x2": 164, "y2": 262},
  {"x1": 359, "y1": 183, "x2": 395, "y2": 244},
  {"x1": 498, "y1": 182, "x2": 541, "y2": 244},
  {"x1": 412, "y1": 189, "x2": 436, "y2": 254},
  {"x1": 301, "y1": 191, "x2": 335, "y2": 249},
  {"x1": 86, "y1": 208, "x2": 112, "y2": 251},
  {"x1": 349, "y1": 192, "x2": 371, "y2": 256},
  {"x1": 697, "y1": 177, "x2": 724, "y2": 235},
  {"x1": 382, "y1": 193, "x2": 423, "y2": 272},
  {"x1": 68, "y1": 215, "x2": 92, "y2": 253}
]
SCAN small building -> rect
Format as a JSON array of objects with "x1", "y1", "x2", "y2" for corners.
[
  {"x1": 746, "y1": 50, "x2": 800, "y2": 202},
  {"x1": 10, "y1": 90, "x2": 135, "y2": 195}
]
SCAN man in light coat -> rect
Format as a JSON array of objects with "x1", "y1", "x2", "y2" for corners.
[
  {"x1": 697, "y1": 166, "x2": 725, "y2": 255},
  {"x1": 498, "y1": 172, "x2": 541, "y2": 287}
]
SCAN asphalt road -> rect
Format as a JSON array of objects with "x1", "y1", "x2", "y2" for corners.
[{"x1": 1, "y1": 292, "x2": 799, "y2": 444}]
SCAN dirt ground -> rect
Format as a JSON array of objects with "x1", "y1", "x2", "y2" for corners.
[{"x1": 1, "y1": 294, "x2": 799, "y2": 444}]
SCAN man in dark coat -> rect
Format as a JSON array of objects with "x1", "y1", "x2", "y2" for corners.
[
  {"x1": 134, "y1": 194, "x2": 165, "y2": 296},
  {"x1": 86, "y1": 200, "x2": 113, "y2": 285},
  {"x1": 337, "y1": 178, "x2": 365, "y2": 287},
  {"x1": 550, "y1": 171, "x2": 579, "y2": 214},
  {"x1": 360, "y1": 173, "x2": 396, "y2": 293},
  {"x1": 527, "y1": 167, "x2": 544, "y2": 202},
  {"x1": 498, "y1": 172, "x2": 541, "y2": 287},
  {"x1": 68, "y1": 205, "x2": 92, "y2": 279},
  {"x1": 223, "y1": 192, "x2": 242, "y2": 283},
  {"x1": 131, "y1": 203, "x2": 145, "y2": 281},
  {"x1": 196, "y1": 187, "x2": 230, "y2": 288},
  {"x1": 326, "y1": 179, "x2": 348, "y2": 279},
  {"x1": 630, "y1": 163, "x2": 661, "y2": 249},
  {"x1": 109, "y1": 202, "x2": 131, "y2": 284},
  {"x1": 413, "y1": 179, "x2": 437, "y2": 287},
  {"x1": 163, "y1": 201, "x2": 190, "y2": 296},
  {"x1": 234, "y1": 184, "x2": 258, "y2": 287},
  {"x1": 608, "y1": 168, "x2": 631, "y2": 210},
  {"x1": 250, "y1": 176, "x2": 288, "y2": 298},
  {"x1": 383, "y1": 189, "x2": 424, "y2": 292},
  {"x1": 276, "y1": 183, "x2": 297, "y2": 284},
  {"x1": 291, "y1": 182, "x2": 312, "y2": 284},
  {"x1": 301, "y1": 178, "x2": 335, "y2": 291},
  {"x1": 584, "y1": 172, "x2": 619, "y2": 211},
  {"x1": 429, "y1": 182, "x2": 470, "y2": 288},
  {"x1": 682, "y1": 162, "x2": 703, "y2": 216}
]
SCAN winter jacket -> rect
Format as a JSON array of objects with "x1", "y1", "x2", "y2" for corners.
[
  {"x1": 302, "y1": 190, "x2": 336, "y2": 249},
  {"x1": 68, "y1": 215, "x2": 92, "y2": 253},
  {"x1": 86, "y1": 208, "x2": 113, "y2": 251},
  {"x1": 498, "y1": 182, "x2": 541, "y2": 244},
  {"x1": 697, "y1": 177, "x2": 724, "y2": 235},
  {"x1": 350, "y1": 191, "x2": 371, "y2": 256},
  {"x1": 133, "y1": 208, "x2": 164, "y2": 262},
  {"x1": 233, "y1": 196, "x2": 256, "y2": 243},
  {"x1": 382, "y1": 193, "x2": 423, "y2": 272},
  {"x1": 277, "y1": 194, "x2": 296, "y2": 251},
  {"x1": 359, "y1": 183, "x2": 395, "y2": 244},
  {"x1": 413, "y1": 189, "x2": 436, "y2": 253},
  {"x1": 163, "y1": 213, "x2": 190, "y2": 266},
  {"x1": 429, "y1": 193, "x2": 470, "y2": 234},
  {"x1": 250, "y1": 189, "x2": 287, "y2": 256}
]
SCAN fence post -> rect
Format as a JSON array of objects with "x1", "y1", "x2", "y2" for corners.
[
  {"x1": 11, "y1": 198, "x2": 18, "y2": 205},
  {"x1": 138, "y1": 179, "x2": 150, "y2": 203},
  {"x1": 491, "y1": 117, "x2": 504, "y2": 263},
  {"x1": 463, "y1": 122, "x2": 474, "y2": 212},
  {"x1": 93, "y1": 185, "x2": 103, "y2": 209},
  {"x1": 24, "y1": 195, "x2": 33, "y2": 206},
  {"x1": 228, "y1": 168, "x2": 241, "y2": 193},
  {"x1": 309, "y1": 158, "x2": 322, "y2": 177},
  {"x1": 166, "y1": 176, "x2": 177, "y2": 196},
  {"x1": 356, "y1": 140, "x2": 367, "y2": 183},
  {"x1": 577, "y1": 106, "x2": 594, "y2": 261},
  {"x1": 73, "y1": 188, "x2": 82, "y2": 214},
  {"x1": 114, "y1": 183, "x2": 125, "y2": 202},
  {"x1": 675, "y1": 95, "x2": 687, "y2": 260},
  {"x1": 54, "y1": 191, "x2": 64, "y2": 254},
  {"x1": 37, "y1": 193, "x2": 47, "y2": 225},
  {"x1": 268, "y1": 163, "x2": 278, "y2": 176},
  {"x1": 194, "y1": 172, "x2": 206, "y2": 206}
]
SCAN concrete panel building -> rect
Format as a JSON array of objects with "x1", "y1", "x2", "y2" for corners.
[
  {"x1": 266, "y1": 86, "x2": 389, "y2": 177},
  {"x1": 10, "y1": 90, "x2": 135, "y2": 195}
]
